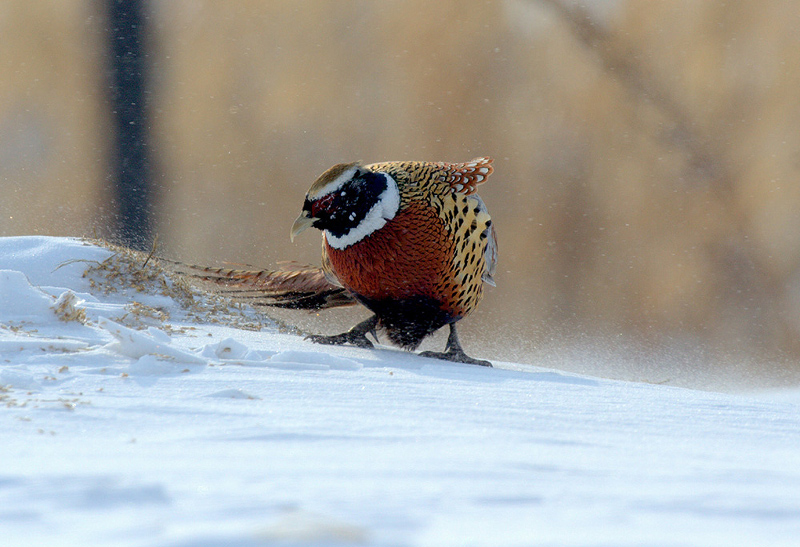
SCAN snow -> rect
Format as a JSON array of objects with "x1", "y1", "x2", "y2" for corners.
[{"x1": 1, "y1": 236, "x2": 799, "y2": 547}]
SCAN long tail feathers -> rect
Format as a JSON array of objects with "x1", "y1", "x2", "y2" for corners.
[{"x1": 169, "y1": 261, "x2": 356, "y2": 310}]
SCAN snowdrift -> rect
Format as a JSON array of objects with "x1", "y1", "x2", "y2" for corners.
[{"x1": 1, "y1": 236, "x2": 798, "y2": 546}]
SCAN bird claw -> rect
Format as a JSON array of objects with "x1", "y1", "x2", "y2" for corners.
[
  {"x1": 419, "y1": 349, "x2": 492, "y2": 367},
  {"x1": 418, "y1": 323, "x2": 492, "y2": 367},
  {"x1": 304, "y1": 316, "x2": 379, "y2": 349}
]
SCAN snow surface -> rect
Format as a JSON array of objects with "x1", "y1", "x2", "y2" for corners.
[{"x1": 1, "y1": 236, "x2": 799, "y2": 547}]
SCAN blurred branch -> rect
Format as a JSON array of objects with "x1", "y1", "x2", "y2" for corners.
[
  {"x1": 538, "y1": 0, "x2": 800, "y2": 352},
  {"x1": 537, "y1": 0, "x2": 722, "y2": 186}
]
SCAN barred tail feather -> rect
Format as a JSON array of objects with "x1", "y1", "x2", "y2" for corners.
[{"x1": 174, "y1": 262, "x2": 356, "y2": 310}]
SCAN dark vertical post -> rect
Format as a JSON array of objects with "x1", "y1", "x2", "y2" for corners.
[{"x1": 107, "y1": 0, "x2": 153, "y2": 250}]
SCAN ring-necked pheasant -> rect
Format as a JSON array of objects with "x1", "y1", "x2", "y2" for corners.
[{"x1": 193, "y1": 157, "x2": 497, "y2": 366}]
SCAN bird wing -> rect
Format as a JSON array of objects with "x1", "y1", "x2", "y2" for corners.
[
  {"x1": 367, "y1": 157, "x2": 494, "y2": 197},
  {"x1": 433, "y1": 156, "x2": 494, "y2": 195},
  {"x1": 438, "y1": 159, "x2": 497, "y2": 285}
]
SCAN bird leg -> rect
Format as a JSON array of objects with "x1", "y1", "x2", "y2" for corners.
[
  {"x1": 305, "y1": 315, "x2": 378, "y2": 348},
  {"x1": 420, "y1": 323, "x2": 492, "y2": 367}
]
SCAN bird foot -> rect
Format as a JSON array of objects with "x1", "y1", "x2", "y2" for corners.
[
  {"x1": 305, "y1": 316, "x2": 377, "y2": 348},
  {"x1": 419, "y1": 349, "x2": 492, "y2": 367}
]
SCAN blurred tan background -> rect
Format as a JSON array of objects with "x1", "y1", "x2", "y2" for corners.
[{"x1": 3, "y1": 0, "x2": 800, "y2": 387}]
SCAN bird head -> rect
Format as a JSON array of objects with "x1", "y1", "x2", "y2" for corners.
[{"x1": 291, "y1": 162, "x2": 400, "y2": 250}]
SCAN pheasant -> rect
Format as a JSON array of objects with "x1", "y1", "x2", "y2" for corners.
[{"x1": 193, "y1": 157, "x2": 497, "y2": 366}]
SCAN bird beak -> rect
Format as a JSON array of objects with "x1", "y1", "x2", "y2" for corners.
[{"x1": 290, "y1": 211, "x2": 316, "y2": 242}]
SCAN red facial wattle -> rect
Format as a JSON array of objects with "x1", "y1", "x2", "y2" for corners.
[{"x1": 311, "y1": 194, "x2": 336, "y2": 217}]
